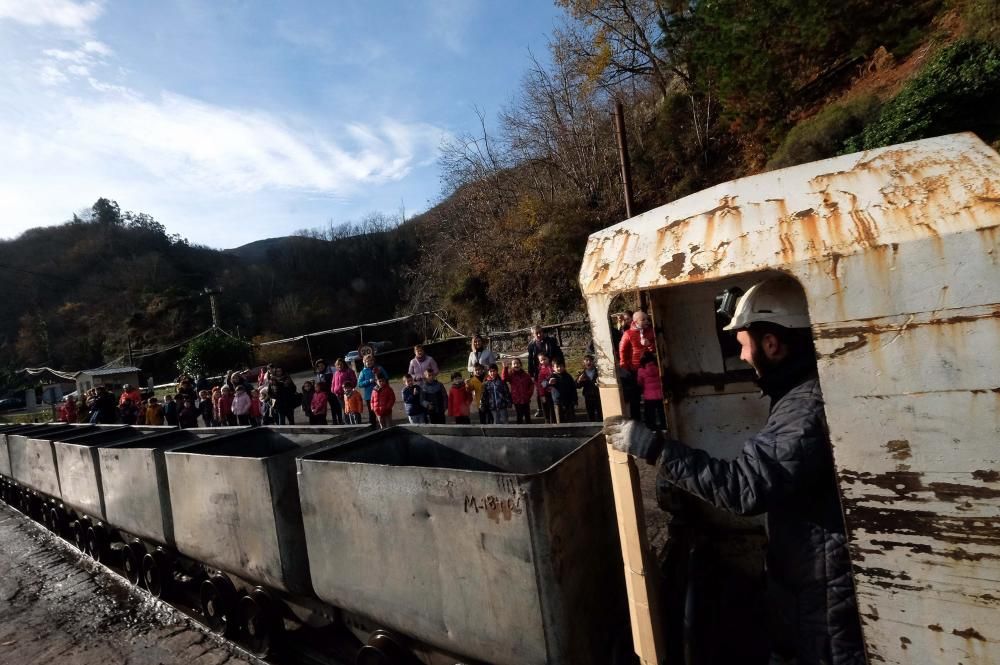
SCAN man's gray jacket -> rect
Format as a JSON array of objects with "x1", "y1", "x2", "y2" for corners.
[{"x1": 657, "y1": 373, "x2": 865, "y2": 665}]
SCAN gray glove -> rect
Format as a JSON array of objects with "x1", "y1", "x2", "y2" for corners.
[{"x1": 604, "y1": 416, "x2": 659, "y2": 461}]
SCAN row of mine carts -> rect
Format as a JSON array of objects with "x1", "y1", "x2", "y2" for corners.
[{"x1": 0, "y1": 422, "x2": 628, "y2": 665}]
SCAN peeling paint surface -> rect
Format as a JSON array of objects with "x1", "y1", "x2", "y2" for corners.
[{"x1": 581, "y1": 134, "x2": 1000, "y2": 665}]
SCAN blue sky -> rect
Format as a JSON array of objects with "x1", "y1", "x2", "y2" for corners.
[{"x1": 0, "y1": 0, "x2": 563, "y2": 248}]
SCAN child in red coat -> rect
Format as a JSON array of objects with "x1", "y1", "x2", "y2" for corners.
[
  {"x1": 502, "y1": 357, "x2": 534, "y2": 424},
  {"x1": 370, "y1": 373, "x2": 396, "y2": 429},
  {"x1": 447, "y1": 371, "x2": 473, "y2": 424}
]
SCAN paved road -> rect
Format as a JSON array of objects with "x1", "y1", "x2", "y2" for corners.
[{"x1": 0, "y1": 505, "x2": 255, "y2": 665}]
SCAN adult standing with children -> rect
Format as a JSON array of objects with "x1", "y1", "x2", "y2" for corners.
[
  {"x1": 618, "y1": 310, "x2": 656, "y2": 421},
  {"x1": 466, "y1": 335, "x2": 496, "y2": 374},
  {"x1": 357, "y1": 353, "x2": 387, "y2": 427},
  {"x1": 527, "y1": 325, "x2": 564, "y2": 418},
  {"x1": 407, "y1": 345, "x2": 439, "y2": 386}
]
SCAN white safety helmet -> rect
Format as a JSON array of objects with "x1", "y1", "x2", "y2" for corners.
[{"x1": 723, "y1": 277, "x2": 811, "y2": 331}]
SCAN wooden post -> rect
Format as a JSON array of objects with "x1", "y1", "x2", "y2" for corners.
[
  {"x1": 614, "y1": 100, "x2": 635, "y2": 219},
  {"x1": 601, "y1": 383, "x2": 665, "y2": 664}
]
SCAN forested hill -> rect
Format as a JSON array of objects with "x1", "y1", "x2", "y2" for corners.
[
  {"x1": 0, "y1": 205, "x2": 419, "y2": 377},
  {"x1": 3, "y1": 0, "x2": 999, "y2": 384}
]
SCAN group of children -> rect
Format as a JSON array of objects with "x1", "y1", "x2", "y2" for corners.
[
  {"x1": 396, "y1": 353, "x2": 607, "y2": 426},
  {"x1": 61, "y1": 347, "x2": 665, "y2": 432}
]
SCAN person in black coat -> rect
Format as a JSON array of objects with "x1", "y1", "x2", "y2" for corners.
[
  {"x1": 527, "y1": 325, "x2": 564, "y2": 416},
  {"x1": 607, "y1": 278, "x2": 864, "y2": 665},
  {"x1": 547, "y1": 358, "x2": 578, "y2": 423}
]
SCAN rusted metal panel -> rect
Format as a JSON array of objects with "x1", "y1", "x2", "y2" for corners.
[
  {"x1": 580, "y1": 133, "x2": 1000, "y2": 298},
  {"x1": 581, "y1": 134, "x2": 1000, "y2": 664}
]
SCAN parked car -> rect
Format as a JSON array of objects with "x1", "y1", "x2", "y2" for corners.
[{"x1": 0, "y1": 397, "x2": 26, "y2": 412}]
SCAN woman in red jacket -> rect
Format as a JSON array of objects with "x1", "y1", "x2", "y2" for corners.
[{"x1": 618, "y1": 310, "x2": 656, "y2": 420}]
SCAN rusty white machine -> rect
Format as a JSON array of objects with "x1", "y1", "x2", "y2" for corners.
[{"x1": 581, "y1": 133, "x2": 999, "y2": 665}]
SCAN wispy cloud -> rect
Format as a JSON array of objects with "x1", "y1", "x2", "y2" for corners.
[
  {"x1": 426, "y1": 0, "x2": 478, "y2": 54},
  {"x1": 0, "y1": 0, "x2": 103, "y2": 30},
  {"x1": 7, "y1": 85, "x2": 448, "y2": 198},
  {"x1": 38, "y1": 39, "x2": 112, "y2": 84}
]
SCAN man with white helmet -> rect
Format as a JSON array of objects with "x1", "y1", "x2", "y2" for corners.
[{"x1": 607, "y1": 276, "x2": 864, "y2": 665}]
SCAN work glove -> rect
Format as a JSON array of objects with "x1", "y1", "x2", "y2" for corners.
[{"x1": 604, "y1": 416, "x2": 662, "y2": 463}]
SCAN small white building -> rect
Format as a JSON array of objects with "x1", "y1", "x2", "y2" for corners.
[{"x1": 74, "y1": 366, "x2": 142, "y2": 396}]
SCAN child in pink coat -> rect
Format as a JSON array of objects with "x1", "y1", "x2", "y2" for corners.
[{"x1": 636, "y1": 351, "x2": 665, "y2": 430}]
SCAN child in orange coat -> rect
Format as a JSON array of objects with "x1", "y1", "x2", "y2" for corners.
[{"x1": 343, "y1": 382, "x2": 364, "y2": 425}]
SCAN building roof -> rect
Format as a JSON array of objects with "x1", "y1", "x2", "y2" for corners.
[
  {"x1": 81, "y1": 366, "x2": 142, "y2": 377},
  {"x1": 23, "y1": 366, "x2": 78, "y2": 382}
]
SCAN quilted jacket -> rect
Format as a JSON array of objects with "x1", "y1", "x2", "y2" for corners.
[{"x1": 656, "y1": 371, "x2": 865, "y2": 665}]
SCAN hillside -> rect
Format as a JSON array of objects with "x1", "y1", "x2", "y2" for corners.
[
  {"x1": 0, "y1": 206, "x2": 418, "y2": 383},
  {"x1": 3, "y1": 0, "x2": 999, "y2": 391},
  {"x1": 224, "y1": 236, "x2": 332, "y2": 263}
]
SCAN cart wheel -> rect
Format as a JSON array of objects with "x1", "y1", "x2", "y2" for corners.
[
  {"x1": 142, "y1": 548, "x2": 172, "y2": 598},
  {"x1": 122, "y1": 542, "x2": 145, "y2": 586},
  {"x1": 356, "y1": 630, "x2": 414, "y2": 665},
  {"x1": 47, "y1": 506, "x2": 64, "y2": 536},
  {"x1": 72, "y1": 521, "x2": 86, "y2": 551},
  {"x1": 201, "y1": 575, "x2": 238, "y2": 636},
  {"x1": 25, "y1": 495, "x2": 40, "y2": 521},
  {"x1": 85, "y1": 524, "x2": 106, "y2": 562},
  {"x1": 241, "y1": 588, "x2": 280, "y2": 656}
]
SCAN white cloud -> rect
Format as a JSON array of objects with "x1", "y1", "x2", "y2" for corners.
[
  {"x1": 6, "y1": 85, "x2": 448, "y2": 202},
  {"x1": 426, "y1": 0, "x2": 477, "y2": 54},
  {"x1": 38, "y1": 63, "x2": 68, "y2": 85},
  {"x1": 0, "y1": 0, "x2": 103, "y2": 30},
  {"x1": 38, "y1": 39, "x2": 111, "y2": 85},
  {"x1": 82, "y1": 39, "x2": 110, "y2": 55}
]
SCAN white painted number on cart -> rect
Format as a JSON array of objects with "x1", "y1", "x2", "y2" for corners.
[{"x1": 464, "y1": 494, "x2": 523, "y2": 522}]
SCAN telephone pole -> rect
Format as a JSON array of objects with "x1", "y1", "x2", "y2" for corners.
[{"x1": 203, "y1": 288, "x2": 222, "y2": 328}]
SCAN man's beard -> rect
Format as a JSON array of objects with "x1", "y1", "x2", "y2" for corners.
[{"x1": 750, "y1": 345, "x2": 780, "y2": 380}]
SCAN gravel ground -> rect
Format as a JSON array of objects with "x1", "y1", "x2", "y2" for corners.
[{"x1": 0, "y1": 504, "x2": 256, "y2": 665}]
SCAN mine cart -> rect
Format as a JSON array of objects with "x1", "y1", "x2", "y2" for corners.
[
  {"x1": 7, "y1": 424, "x2": 90, "y2": 498},
  {"x1": 296, "y1": 424, "x2": 625, "y2": 665},
  {"x1": 53, "y1": 426, "x2": 170, "y2": 522},
  {"x1": 0, "y1": 423, "x2": 57, "y2": 478},
  {"x1": 580, "y1": 133, "x2": 1000, "y2": 665},
  {"x1": 164, "y1": 426, "x2": 366, "y2": 595}
]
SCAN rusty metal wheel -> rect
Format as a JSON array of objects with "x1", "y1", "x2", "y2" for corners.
[
  {"x1": 141, "y1": 548, "x2": 172, "y2": 598},
  {"x1": 122, "y1": 542, "x2": 145, "y2": 586},
  {"x1": 241, "y1": 588, "x2": 280, "y2": 656},
  {"x1": 47, "y1": 506, "x2": 65, "y2": 536},
  {"x1": 72, "y1": 521, "x2": 86, "y2": 551},
  {"x1": 85, "y1": 524, "x2": 106, "y2": 562},
  {"x1": 356, "y1": 630, "x2": 415, "y2": 665},
  {"x1": 200, "y1": 575, "x2": 238, "y2": 637}
]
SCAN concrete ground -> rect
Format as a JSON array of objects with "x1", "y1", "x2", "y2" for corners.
[{"x1": 0, "y1": 505, "x2": 256, "y2": 665}]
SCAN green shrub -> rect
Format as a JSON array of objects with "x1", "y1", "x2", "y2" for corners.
[
  {"x1": 177, "y1": 329, "x2": 250, "y2": 377},
  {"x1": 767, "y1": 95, "x2": 881, "y2": 169},
  {"x1": 850, "y1": 39, "x2": 1000, "y2": 150},
  {"x1": 962, "y1": 0, "x2": 1000, "y2": 43}
]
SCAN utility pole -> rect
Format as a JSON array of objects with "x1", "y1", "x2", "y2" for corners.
[
  {"x1": 204, "y1": 288, "x2": 222, "y2": 328},
  {"x1": 126, "y1": 335, "x2": 134, "y2": 367},
  {"x1": 613, "y1": 100, "x2": 635, "y2": 219}
]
